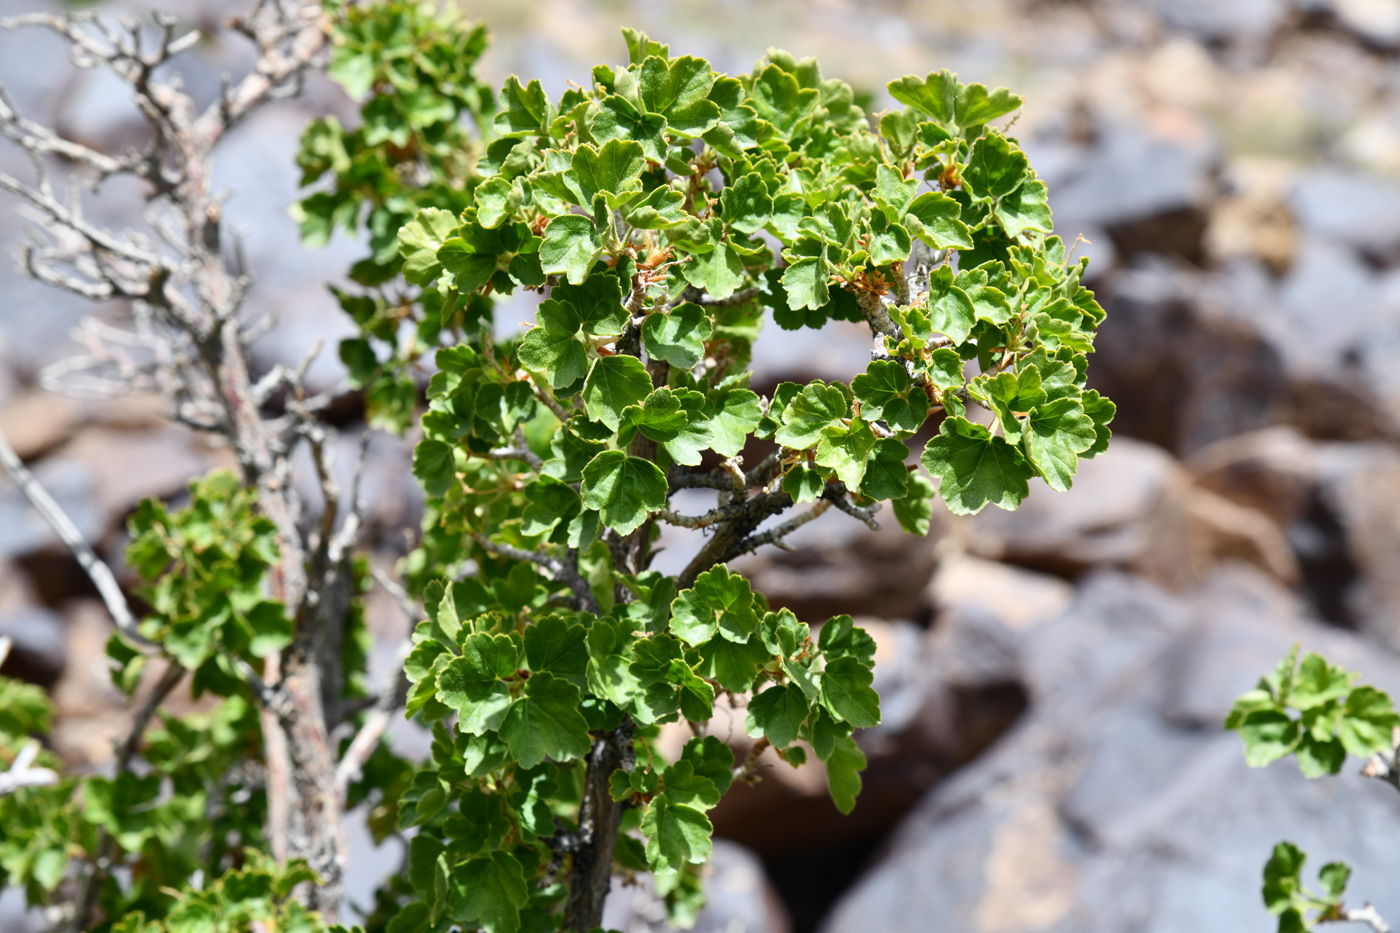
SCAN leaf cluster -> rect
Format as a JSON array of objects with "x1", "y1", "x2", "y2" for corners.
[
  {"x1": 119, "y1": 470, "x2": 293, "y2": 697},
  {"x1": 1226, "y1": 645, "x2": 1400, "y2": 777},
  {"x1": 295, "y1": 0, "x2": 497, "y2": 431},
  {"x1": 1260, "y1": 842, "x2": 1356, "y2": 933}
]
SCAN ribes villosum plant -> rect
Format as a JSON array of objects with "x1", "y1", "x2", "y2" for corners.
[
  {"x1": 295, "y1": 7, "x2": 1116, "y2": 932},
  {"x1": 0, "y1": 2, "x2": 1114, "y2": 932}
]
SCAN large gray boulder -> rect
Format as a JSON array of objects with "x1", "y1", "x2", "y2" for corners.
[{"x1": 823, "y1": 567, "x2": 1400, "y2": 933}]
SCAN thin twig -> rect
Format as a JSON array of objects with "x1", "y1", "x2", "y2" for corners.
[
  {"x1": 471, "y1": 532, "x2": 598, "y2": 614},
  {"x1": 0, "y1": 740, "x2": 59, "y2": 796},
  {"x1": 731, "y1": 501, "x2": 832, "y2": 558},
  {"x1": 1343, "y1": 905, "x2": 1392, "y2": 933},
  {"x1": 823, "y1": 485, "x2": 882, "y2": 531},
  {"x1": 69, "y1": 659, "x2": 186, "y2": 932},
  {"x1": 732, "y1": 736, "x2": 770, "y2": 785},
  {"x1": 335, "y1": 641, "x2": 411, "y2": 797},
  {"x1": 654, "y1": 500, "x2": 751, "y2": 529},
  {"x1": 0, "y1": 427, "x2": 155, "y2": 651},
  {"x1": 369, "y1": 563, "x2": 420, "y2": 627}
]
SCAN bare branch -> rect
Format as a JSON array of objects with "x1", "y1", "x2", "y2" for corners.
[
  {"x1": 1343, "y1": 905, "x2": 1392, "y2": 933},
  {"x1": 732, "y1": 736, "x2": 770, "y2": 785},
  {"x1": 471, "y1": 532, "x2": 598, "y2": 614},
  {"x1": 528, "y1": 370, "x2": 572, "y2": 422},
  {"x1": 369, "y1": 563, "x2": 419, "y2": 626},
  {"x1": 483, "y1": 445, "x2": 544, "y2": 470},
  {"x1": 823, "y1": 484, "x2": 882, "y2": 530},
  {"x1": 335, "y1": 640, "x2": 410, "y2": 797},
  {"x1": 654, "y1": 500, "x2": 750, "y2": 529},
  {"x1": 0, "y1": 740, "x2": 60, "y2": 796},
  {"x1": 730, "y1": 501, "x2": 831, "y2": 558},
  {"x1": 0, "y1": 427, "x2": 155, "y2": 651}
]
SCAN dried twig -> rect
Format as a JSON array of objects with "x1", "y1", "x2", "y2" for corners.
[
  {"x1": 0, "y1": 740, "x2": 60, "y2": 796},
  {"x1": 0, "y1": 428, "x2": 154, "y2": 651},
  {"x1": 1344, "y1": 905, "x2": 1392, "y2": 933}
]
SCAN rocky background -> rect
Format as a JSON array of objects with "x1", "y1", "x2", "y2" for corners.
[{"x1": 6, "y1": 0, "x2": 1400, "y2": 930}]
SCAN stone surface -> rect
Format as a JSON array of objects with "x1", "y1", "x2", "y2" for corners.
[
  {"x1": 824, "y1": 568, "x2": 1400, "y2": 933},
  {"x1": 731, "y1": 513, "x2": 942, "y2": 624},
  {"x1": 1189, "y1": 428, "x2": 1400, "y2": 639},
  {"x1": 56, "y1": 426, "x2": 221, "y2": 525},
  {"x1": 1050, "y1": 118, "x2": 1220, "y2": 266},
  {"x1": 966, "y1": 436, "x2": 1298, "y2": 589}
]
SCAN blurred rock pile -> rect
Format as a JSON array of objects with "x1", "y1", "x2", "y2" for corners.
[{"x1": 7, "y1": 0, "x2": 1400, "y2": 930}]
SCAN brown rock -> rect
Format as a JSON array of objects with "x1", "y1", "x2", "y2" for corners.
[
  {"x1": 0, "y1": 392, "x2": 82, "y2": 461},
  {"x1": 967, "y1": 437, "x2": 1299, "y2": 589},
  {"x1": 730, "y1": 514, "x2": 941, "y2": 623},
  {"x1": 1188, "y1": 425, "x2": 1316, "y2": 526},
  {"x1": 56, "y1": 425, "x2": 219, "y2": 524},
  {"x1": 927, "y1": 554, "x2": 1075, "y2": 633}
]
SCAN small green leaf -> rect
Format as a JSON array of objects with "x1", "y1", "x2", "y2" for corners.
[
  {"x1": 859, "y1": 439, "x2": 911, "y2": 501},
  {"x1": 569, "y1": 139, "x2": 647, "y2": 209},
  {"x1": 1294, "y1": 735, "x2": 1346, "y2": 777},
  {"x1": 745, "y1": 683, "x2": 809, "y2": 749},
  {"x1": 1340, "y1": 686, "x2": 1400, "y2": 756},
  {"x1": 518, "y1": 299, "x2": 587, "y2": 390},
  {"x1": 582, "y1": 355, "x2": 653, "y2": 429},
  {"x1": 994, "y1": 177, "x2": 1053, "y2": 239},
  {"x1": 524, "y1": 616, "x2": 588, "y2": 686},
  {"x1": 539, "y1": 215, "x2": 601, "y2": 285},
  {"x1": 555, "y1": 273, "x2": 630, "y2": 337},
  {"x1": 697, "y1": 634, "x2": 767, "y2": 693},
  {"x1": 499, "y1": 672, "x2": 591, "y2": 767},
  {"x1": 436, "y1": 632, "x2": 517, "y2": 724},
  {"x1": 783, "y1": 464, "x2": 826, "y2": 504},
  {"x1": 892, "y1": 471, "x2": 936, "y2": 536},
  {"x1": 586, "y1": 618, "x2": 643, "y2": 711},
  {"x1": 592, "y1": 95, "x2": 668, "y2": 162},
  {"x1": 495, "y1": 76, "x2": 552, "y2": 136},
  {"x1": 781, "y1": 255, "x2": 831, "y2": 311},
  {"x1": 449, "y1": 851, "x2": 529, "y2": 933},
  {"x1": 852, "y1": 360, "x2": 928, "y2": 433},
  {"x1": 1263, "y1": 842, "x2": 1305, "y2": 914},
  {"x1": 706, "y1": 386, "x2": 762, "y2": 457},
  {"x1": 1023, "y1": 398, "x2": 1097, "y2": 493},
  {"x1": 962, "y1": 132, "x2": 1028, "y2": 201},
  {"x1": 399, "y1": 208, "x2": 459, "y2": 286},
  {"x1": 474, "y1": 177, "x2": 522, "y2": 230},
  {"x1": 820, "y1": 656, "x2": 880, "y2": 728},
  {"x1": 774, "y1": 382, "x2": 848, "y2": 450},
  {"x1": 620, "y1": 388, "x2": 713, "y2": 466},
  {"x1": 904, "y1": 192, "x2": 973, "y2": 251},
  {"x1": 413, "y1": 440, "x2": 455, "y2": 498},
  {"x1": 927, "y1": 266, "x2": 977, "y2": 346},
  {"x1": 580, "y1": 450, "x2": 668, "y2": 535},
  {"x1": 1289, "y1": 654, "x2": 1353, "y2": 711},
  {"x1": 921, "y1": 416, "x2": 1034, "y2": 515},
  {"x1": 643, "y1": 303, "x2": 713, "y2": 370},
  {"x1": 873, "y1": 164, "x2": 918, "y2": 221},
  {"x1": 825, "y1": 734, "x2": 867, "y2": 814},
  {"x1": 721, "y1": 173, "x2": 774, "y2": 235},
  {"x1": 815, "y1": 417, "x2": 878, "y2": 489},
  {"x1": 1239, "y1": 710, "x2": 1301, "y2": 768},
  {"x1": 638, "y1": 55, "x2": 721, "y2": 136},
  {"x1": 887, "y1": 69, "x2": 958, "y2": 123},
  {"x1": 1318, "y1": 861, "x2": 1351, "y2": 901},
  {"x1": 1081, "y1": 390, "x2": 1116, "y2": 459},
  {"x1": 683, "y1": 242, "x2": 744, "y2": 299},
  {"x1": 641, "y1": 792, "x2": 713, "y2": 876},
  {"x1": 671, "y1": 565, "x2": 758, "y2": 646}
]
